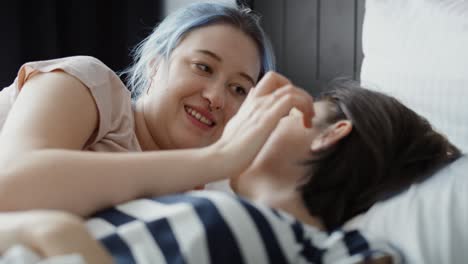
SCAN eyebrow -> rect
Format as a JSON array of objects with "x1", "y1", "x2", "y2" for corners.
[{"x1": 195, "y1": 49, "x2": 256, "y2": 86}]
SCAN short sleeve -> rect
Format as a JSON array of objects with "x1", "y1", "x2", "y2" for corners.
[{"x1": 9, "y1": 56, "x2": 140, "y2": 151}]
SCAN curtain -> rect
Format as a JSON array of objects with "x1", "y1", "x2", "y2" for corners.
[{"x1": 0, "y1": 0, "x2": 163, "y2": 89}]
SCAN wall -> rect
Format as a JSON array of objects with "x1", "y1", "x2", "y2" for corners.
[
  {"x1": 161, "y1": 0, "x2": 366, "y2": 94},
  {"x1": 254, "y1": 0, "x2": 365, "y2": 94},
  {"x1": 164, "y1": 0, "x2": 236, "y2": 15}
]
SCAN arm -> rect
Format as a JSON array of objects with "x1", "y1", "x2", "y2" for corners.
[
  {"x1": 0, "y1": 211, "x2": 112, "y2": 264},
  {"x1": 0, "y1": 71, "x2": 313, "y2": 216},
  {"x1": 0, "y1": 71, "x2": 229, "y2": 216}
]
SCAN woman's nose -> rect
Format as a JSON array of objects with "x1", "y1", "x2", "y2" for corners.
[{"x1": 202, "y1": 82, "x2": 225, "y2": 111}]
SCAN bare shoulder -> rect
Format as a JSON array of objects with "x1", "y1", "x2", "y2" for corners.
[{"x1": 0, "y1": 70, "x2": 99, "y2": 159}]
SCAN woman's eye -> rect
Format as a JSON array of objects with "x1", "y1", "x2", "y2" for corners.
[
  {"x1": 232, "y1": 85, "x2": 247, "y2": 96},
  {"x1": 195, "y1": 63, "x2": 212, "y2": 74}
]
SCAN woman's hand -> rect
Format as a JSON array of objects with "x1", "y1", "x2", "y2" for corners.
[
  {"x1": 210, "y1": 71, "x2": 314, "y2": 179},
  {"x1": 0, "y1": 211, "x2": 112, "y2": 264}
]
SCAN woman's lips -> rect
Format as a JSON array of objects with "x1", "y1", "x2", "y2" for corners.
[{"x1": 184, "y1": 105, "x2": 216, "y2": 130}]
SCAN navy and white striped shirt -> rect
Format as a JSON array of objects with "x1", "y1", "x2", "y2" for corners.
[{"x1": 86, "y1": 191, "x2": 401, "y2": 264}]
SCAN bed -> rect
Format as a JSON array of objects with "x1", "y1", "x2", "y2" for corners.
[
  {"x1": 344, "y1": 0, "x2": 468, "y2": 263},
  {"x1": 211, "y1": 0, "x2": 468, "y2": 263}
]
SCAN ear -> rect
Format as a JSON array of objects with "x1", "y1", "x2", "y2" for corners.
[{"x1": 310, "y1": 120, "x2": 352, "y2": 152}]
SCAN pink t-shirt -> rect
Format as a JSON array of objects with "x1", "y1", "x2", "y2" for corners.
[{"x1": 0, "y1": 56, "x2": 141, "y2": 152}]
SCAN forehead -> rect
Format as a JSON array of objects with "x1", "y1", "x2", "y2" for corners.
[
  {"x1": 312, "y1": 101, "x2": 332, "y2": 124},
  {"x1": 173, "y1": 23, "x2": 261, "y2": 80},
  {"x1": 287, "y1": 101, "x2": 331, "y2": 128}
]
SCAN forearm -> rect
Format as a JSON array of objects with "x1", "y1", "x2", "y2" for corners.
[
  {"x1": 0, "y1": 211, "x2": 112, "y2": 264},
  {"x1": 0, "y1": 147, "x2": 223, "y2": 216}
]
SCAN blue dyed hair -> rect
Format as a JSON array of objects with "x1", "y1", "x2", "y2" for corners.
[{"x1": 122, "y1": 2, "x2": 275, "y2": 100}]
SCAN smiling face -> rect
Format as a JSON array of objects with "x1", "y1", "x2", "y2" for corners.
[{"x1": 139, "y1": 23, "x2": 261, "y2": 150}]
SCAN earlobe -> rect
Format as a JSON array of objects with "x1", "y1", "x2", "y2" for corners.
[
  {"x1": 310, "y1": 136, "x2": 327, "y2": 153},
  {"x1": 310, "y1": 120, "x2": 352, "y2": 152}
]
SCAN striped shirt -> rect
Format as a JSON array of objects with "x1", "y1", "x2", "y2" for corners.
[{"x1": 86, "y1": 191, "x2": 402, "y2": 264}]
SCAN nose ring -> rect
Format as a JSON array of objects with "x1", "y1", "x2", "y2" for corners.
[{"x1": 209, "y1": 103, "x2": 221, "y2": 111}]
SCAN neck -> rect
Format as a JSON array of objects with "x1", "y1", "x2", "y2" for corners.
[
  {"x1": 133, "y1": 99, "x2": 160, "y2": 151},
  {"x1": 238, "y1": 167, "x2": 324, "y2": 230}
]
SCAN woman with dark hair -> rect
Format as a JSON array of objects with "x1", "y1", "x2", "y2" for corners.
[
  {"x1": 1, "y1": 81, "x2": 458, "y2": 263},
  {"x1": 299, "y1": 80, "x2": 461, "y2": 230},
  {"x1": 232, "y1": 80, "x2": 460, "y2": 231}
]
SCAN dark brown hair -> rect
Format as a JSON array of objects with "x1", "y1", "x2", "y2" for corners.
[{"x1": 301, "y1": 80, "x2": 461, "y2": 230}]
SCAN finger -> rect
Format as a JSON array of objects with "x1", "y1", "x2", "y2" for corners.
[
  {"x1": 299, "y1": 92, "x2": 314, "y2": 128},
  {"x1": 253, "y1": 71, "x2": 291, "y2": 97},
  {"x1": 266, "y1": 89, "x2": 314, "y2": 128},
  {"x1": 303, "y1": 102, "x2": 314, "y2": 128},
  {"x1": 244, "y1": 85, "x2": 255, "y2": 103},
  {"x1": 289, "y1": 107, "x2": 302, "y2": 117},
  {"x1": 268, "y1": 84, "x2": 315, "y2": 127}
]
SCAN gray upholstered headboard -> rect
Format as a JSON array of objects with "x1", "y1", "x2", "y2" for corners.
[{"x1": 254, "y1": 0, "x2": 366, "y2": 94}]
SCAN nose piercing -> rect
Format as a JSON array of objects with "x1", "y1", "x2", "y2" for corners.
[{"x1": 209, "y1": 103, "x2": 221, "y2": 111}]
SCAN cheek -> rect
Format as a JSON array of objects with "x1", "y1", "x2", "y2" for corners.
[
  {"x1": 272, "y1": 131, "x2": 296, "y2": 149},
  {"x1": 168, "y1": 78, "x2": 198, "y2": 96},
  {"x1": 275, "y1": 120, "x2": 315, "y2": 150},
  {"x1": 164, "y1": 63, "x2": 202, "y2": 95},
  {"x1": 211, "y1": 101, "x2": 241, "y2": 141},
  {"x1": 223, "y1": 99, "x2": 243, "y2": 124}
]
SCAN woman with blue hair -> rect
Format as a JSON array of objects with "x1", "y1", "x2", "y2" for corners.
[{"x1": 0, "y1": 2, "x2": 312, "y2": 215}]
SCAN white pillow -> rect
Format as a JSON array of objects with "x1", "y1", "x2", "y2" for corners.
[
  {"x1": 360, "y1": 0, "x2": 468, "y2": 153},
  {"x1": 347, "y1": 156, "x2": 468, "y2": 264},
  {"x1": 356, "y1": 0, "x2": 468, "y2": 262}
]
